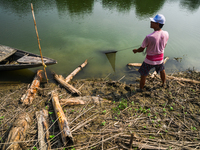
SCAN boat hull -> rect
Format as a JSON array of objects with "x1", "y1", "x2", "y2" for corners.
[{"x1": 0, "y1": 45, "x2": 57, "y2": 71}]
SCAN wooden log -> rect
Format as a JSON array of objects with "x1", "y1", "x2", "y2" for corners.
[
  {"x1": 153, "y1": 72, "x2": 200, "y2": 84},
  {"x1": 127, "y1": 57, "x2": 169, "y2": 75},
  {"x1": 36, "y1": 109, "x2": 50, "y2": 150},
  {"x1": 59, "y1": 99, "x2": 85, "y2": 106},
  {"x1": 127, "y1": 63, "x2": 142, "y2": 67},
  {"x1": 166, "y1": 75, "x2": 200, "y2": 84},
  {"x1": 65, "y1": 59, "x2": 88, "y2": 83},
  {"x1": 60, "y1": 96, "x2": 111, "y2": 106},
  {"x1": 2, "y1": 113, "x2": 31, "y2": 150},
  {"x1": 54, "y1": 73, "x2": 81, "y2": 95},
  {"x1": 21, "y1": 70, "x2": 43, "y2": 106},
  {"x1": 51, "y1": 91, "x2": 74, "y2": 145}
]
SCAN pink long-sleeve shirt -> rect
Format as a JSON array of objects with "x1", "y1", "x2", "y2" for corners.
[{"x1": 141, "y1": 30, "x2": 169, "y2": 65}]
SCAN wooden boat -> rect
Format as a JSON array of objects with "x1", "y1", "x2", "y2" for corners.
[{"x1": 0, "y1": 45, "x2": 57, "y2": 71}]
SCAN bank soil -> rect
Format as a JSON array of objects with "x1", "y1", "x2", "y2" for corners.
[{"x1": 0, "y1": 69, "x2": 200, "y2": 150}]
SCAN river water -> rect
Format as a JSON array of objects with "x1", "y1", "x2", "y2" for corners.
[{"x1": 0, "y1": 0, "x2": 200, "y2": 83}]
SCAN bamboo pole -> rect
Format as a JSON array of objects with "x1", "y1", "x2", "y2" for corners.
[
  {"x1": 60, "y1": 96, "x2": 111, "y2": 106},
  {"x1": 51, "y1": 91, "x2": 74, "y2": 145},
  {"x1": 166, "y1": 75, "x2": 200, "y2": 84},
  {"x1": 31, "y1": 3, "x2": 48, "y2": 83},
  {"x1": 127, "y1": 57, "x2": 169, "y2": 68},
  {"x1": 59, "y1": 98, "x2": 85, "y2": 106},
  {"x1": 54, "y1": 74, "x2": 81, "y2": 95},
  {"x1": 127, "y1": 63, "x2": 142, "y2": 67},
  {"x1": 65, "y1": 59, "x2": 88, "y2": 83}
]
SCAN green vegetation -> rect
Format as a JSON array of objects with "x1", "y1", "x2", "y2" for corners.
[
  {"x1": 101, "y1": 121, "x2": 106, "y2": 126},
  {"x1": 49, "y1": 135, "x2": 55, "y2": 139},
  {"x1": 112, "y1": 98, "x2": 128, "y2": 114},
  {"x1": 149, "y1": 136, "x2": 155, "y2": 139},
  {"x1": 191, "y1": 126, "x2": 197, "y2": 131},
  {"x1": 48, "y1": 111, "x2": 53, "y2": 115},
  {"x1": 102, "y1": 110, "x2": 106, "y2": 114},
  {"x1": 0, "y1": 116, "x2": 5, "y2": 120}
]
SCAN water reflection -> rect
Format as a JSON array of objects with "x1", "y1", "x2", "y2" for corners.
[
  {"x1": 134, "y1": 0, "x2": 166, "y2": 18},
  {"x1": 102, "y1": 0, "x2": 166, "y2": 17},
  {"x1": 0, "y1": 0, "x2": 55, "y2": 15},
  {"x1": 180, "y1": 0, "x2": 200, "y2": 12},
  {"x1": 55, "y1": 0, "x2": 94, "y2": 17},
  {"x1": 0, "y1": 0, "x2": 199, "y2": 17},
  {"x1": 102, "y1": 0, "x2": 134, "y2": 13},
  {"x1": 0, "y1": 69, "x2": 35, "y2": 83},
  {"x1": 0, "y1": 0, "x2": 30, "y2": 15}
]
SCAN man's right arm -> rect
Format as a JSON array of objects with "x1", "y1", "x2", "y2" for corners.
[{"x1": 133, "y1": 47, "x2": 145, "y2": 53}]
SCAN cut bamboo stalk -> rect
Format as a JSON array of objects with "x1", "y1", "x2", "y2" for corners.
[
  {"x1": 36, "y1": 109, "x2": 50, "y2": 150},
  {"x1": 60, "y1": 96, "x2": 111, "y2": 106},
  {"x1": 59, "y1": 99, "x2": 85, "y2": 106},
  {"x1": 2, "y1": 113, "x2": 31, "y2": 150},
  {"x1": 152, "y1": 72, "x2": 200, "y2": 84},
  {"x1": 65, "y1": 59, "x2": 88, "y2": 83},
  {"x1": 21, "y1": 70, "x2": 43, "y2": 106},
  {"x1": 31, "y1": 3, "x2": 48, "y2": 83},
  {"x1": 54, "y1": 73, "x2": 81, "y2": 95},
  {"x1": 127, "y1": 57, "x2": 169, "y2": 77},
  {"x1": 127, "y1": 63, "x2": 142, "y2": 67},
  {"x1": 51, "y1": 91, "x2": 74, "y2": 145},
  {"x1": 166, "y1": 75, "x2": 200, "y2": 84}
]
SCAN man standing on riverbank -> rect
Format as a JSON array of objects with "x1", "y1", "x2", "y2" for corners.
[{"x1": 133, "y1": 14, "x2": 169, "y2": 91}]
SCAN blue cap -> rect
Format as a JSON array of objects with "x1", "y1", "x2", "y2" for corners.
[{"x1": 150, "y1": 14, "x2": 166, "y2": 24}]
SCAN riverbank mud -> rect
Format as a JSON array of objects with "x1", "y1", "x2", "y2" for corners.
[{"x1": 0, "y1": 69, "x2": 200, "y2": 149}]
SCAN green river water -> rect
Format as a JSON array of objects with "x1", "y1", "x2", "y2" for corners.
[{"x1": 0, "y1": 0, "x2": 200, "y2": 83}]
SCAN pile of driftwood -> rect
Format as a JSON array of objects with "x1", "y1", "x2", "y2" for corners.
[{"x1": 2, "y1": 60, "x2": 88, "y2": 150}]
